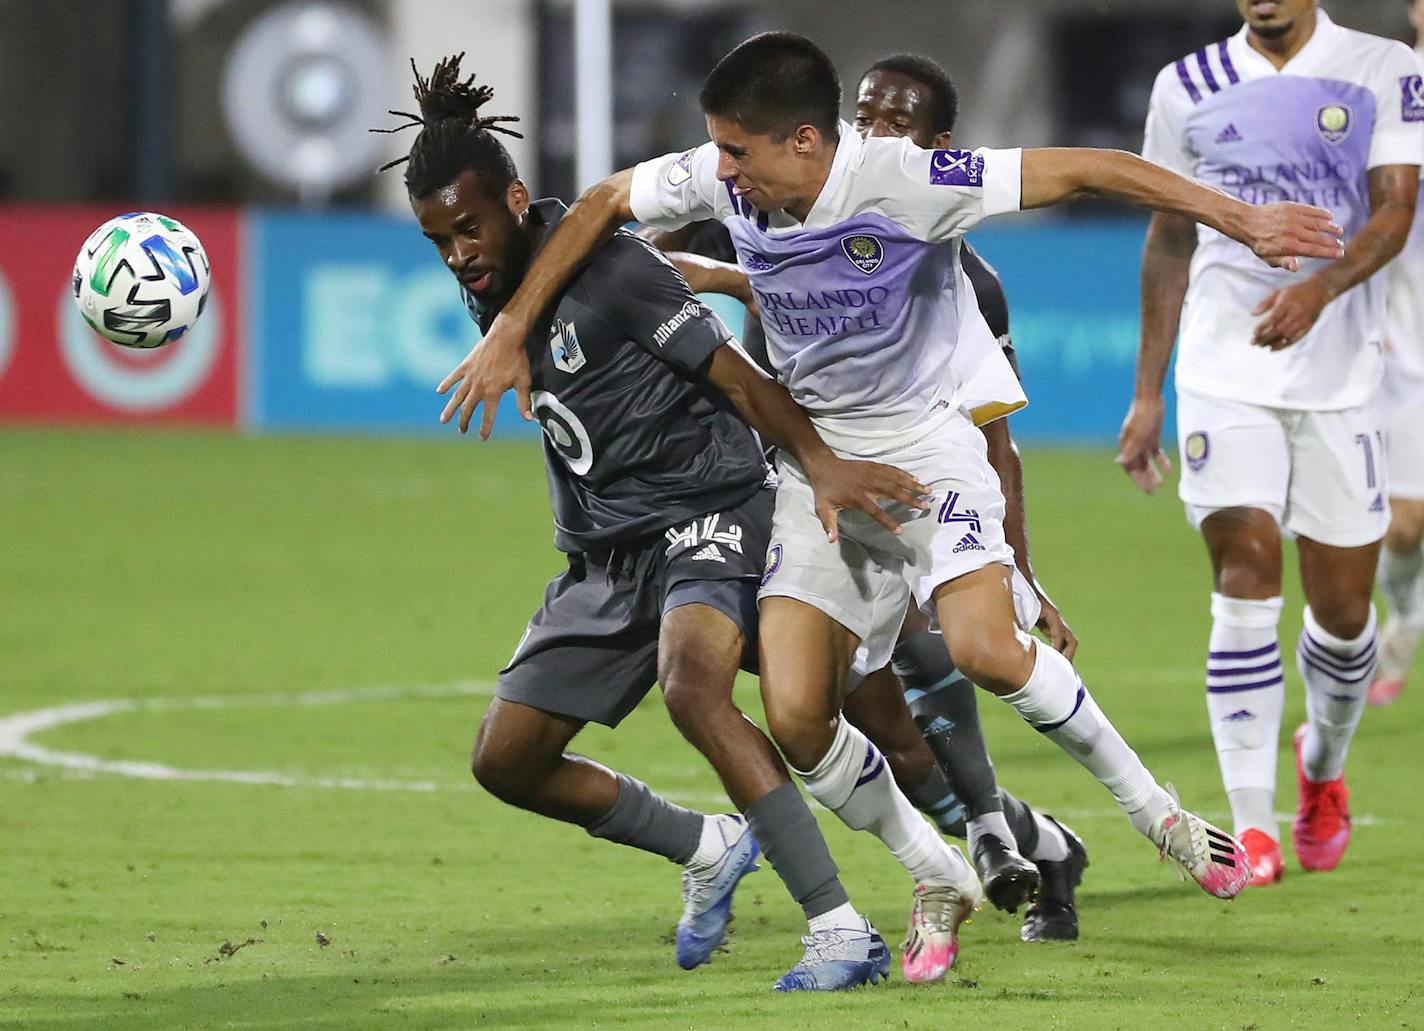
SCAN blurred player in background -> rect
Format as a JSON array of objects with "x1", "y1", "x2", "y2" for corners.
[
  {"x1": 382, "y1": 56, "x2": 934, "y2": 991},
  {"x1": 1371, "y1": 0, "x2": 1424, "y2": 707},
  {"x1": 1118, "y1": 0, "x2": 1422, "y2": 883},
  {"x1": 654, "y1": 53, "x2": 1089, "y2": 945},
  {"x1": 444, "y1": 31, "x2": 1342, "y2": 980}
]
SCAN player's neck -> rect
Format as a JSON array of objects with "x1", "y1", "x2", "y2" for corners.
[
  {"x1": 784, "y1": 152, "x2": 837, "y2": 224},
  {"x1": 1245, "y1": 8, "x2": 1317, "y2": 69}
]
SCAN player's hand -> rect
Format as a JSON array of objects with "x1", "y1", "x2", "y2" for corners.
[
  {"x1": 437, "y1": 312, "x2": 535, "y2": 439},
  {"x1": 1115, "y1": 396, "x2": 1171, "y2": 494},
  {"x1": 1250, "y1": 278, "x2": 1330, "y2": 350},
  {"x1": 1238, "y1": 201, "x2": 1343, "y2": 272},
  {"x1": 802, "y1": 453, "x2": 930, "y2": 542},
  {"x1": 1034, "y1": 587, "x2": 1078, "y2": 661}
]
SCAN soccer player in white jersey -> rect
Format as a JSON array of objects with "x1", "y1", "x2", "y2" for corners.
[
  {"x1": 1118, "y1": 0, "x2": 1422, "y2": 885},
  {"x1": 440, "y1": 32, "x2": 1342, "y2": 987},
  {"x1": 1371, "y1": 0, "x2": 1424, "y2": 707}
]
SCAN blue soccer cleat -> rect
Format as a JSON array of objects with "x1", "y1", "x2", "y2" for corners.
[
  {"x1": 676, "y1": 816, "x2": 760, "y2": 969},
  {"x1": 773, "y1": 918, "x2": 892, "y2": 991}
]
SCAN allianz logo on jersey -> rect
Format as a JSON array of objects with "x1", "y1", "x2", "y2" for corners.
[
  {"x1": 550, "y1": 318, "x2": 586, "y2": 374},
  {"x1": 652, "y1": 300, "x2": 705, "y2": 347}
]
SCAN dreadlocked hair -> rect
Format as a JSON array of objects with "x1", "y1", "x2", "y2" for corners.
[{"x1": 372, "y1": 53, "x2": 524, "y2": 200}]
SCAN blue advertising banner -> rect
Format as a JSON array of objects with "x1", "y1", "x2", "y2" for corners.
[
  {"x1": 247, "y1": 211, "x2": 1172, "y2": 443},
  {"x1": 967, "y1": 217, "x2": 1177, "y2": 444},
  {"x1": 247, "y1": 210, "x2": 537, "y2": 435}
]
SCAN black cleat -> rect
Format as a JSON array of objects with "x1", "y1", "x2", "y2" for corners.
[
  {"x1": 971, "y1": 833, "x2": 1040, "y2": 913},
  {"x1": 1020, "y1": 815, "x2": 1088, "y2": 943}
]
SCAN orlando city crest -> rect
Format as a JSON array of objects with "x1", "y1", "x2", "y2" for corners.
[
  {"x1": 1315, "y1": 103, "x2": 1352, "y2": 145},
  {"x1": 840, "y1": 234, "x2": 884, "y2": 275}
]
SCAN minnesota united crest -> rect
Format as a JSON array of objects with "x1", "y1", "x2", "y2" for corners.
[
  {"x1": 1315, "y1": 103, "x2": 1352, "y2": 145},
  {"x1": 840, "y1": 234, "x2": 884, "y2": 275}
]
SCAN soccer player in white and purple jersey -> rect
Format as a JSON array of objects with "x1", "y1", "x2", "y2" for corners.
[
  {"x1": 441, "y1": 31, "x2": 1342, "y2": 987},
  {"x1": 1118, "y1": 0, "x2": 1422, "y2": 885},
  {"x1": 1371, "y1": 0, "x2": 1424, "y2": 708}
]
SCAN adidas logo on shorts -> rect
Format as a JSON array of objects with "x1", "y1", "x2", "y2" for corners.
[
  {"x1": 1215, "y1": 123, "x2": 1242, "y2": 143},
  {"x1": 952, "y1": 532, "x2": 985, "y2": 554},
  {"x1": 689, "y1": 544, "x2": 725, "y2": 563}
]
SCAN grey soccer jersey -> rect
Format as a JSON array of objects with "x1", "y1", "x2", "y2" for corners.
[{"x1": 467, "y1": 199, "x2": 770, "y2": 553}]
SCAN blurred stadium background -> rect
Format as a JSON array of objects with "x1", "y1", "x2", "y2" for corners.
[
  {"x1": 0, "y1": 0, "x2": 1407, "y2": 441},
  {"x1": 5, "y1": 2, "x2": 1423, "y2": 1028}
]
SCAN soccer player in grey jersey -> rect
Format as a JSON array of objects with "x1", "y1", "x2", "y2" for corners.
[
  {"x1": 383, "y1": 56, "x2": 936, "y2": 991},
  {"x1": 653, "y1": 53, "x2": 1089, "y2": 943},
  {"x1": 441, "y1": 33, "x2": 1341, "y2": 978}
]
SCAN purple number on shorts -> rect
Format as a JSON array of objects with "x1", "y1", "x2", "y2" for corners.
[{"x1": 1355, "y1": 433, "x2": 1376, "y2": 490}]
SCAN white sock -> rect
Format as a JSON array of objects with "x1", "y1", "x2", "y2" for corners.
[
  {"x1": 1379, "y1": 545, "x2": 1424, "y2": 623},
  {"x1": 1028, "y1": 813, "x2": 1070, "y2": 862},
  {"x1": 797, "y1": 718, "x2": 974, "y2": 887},
  {"x1": 965, "y1": 811, "x2": 1016, "y2": 857},
  {"x1": 1298, "y1": 605, "x2": 1377, "y2": 782},
  {"x1": 1000, "y1": 640, "x2": 1172, "y2": 838},
  {"x1": 1205, "y1": 593, "x2": 1285, "y2": 841},
  {"x1": 686, "y1": 813, "x2": 744, "y2": 870},
  {"x1": 807, "y1": 900, "x2": 861, "y2": 933}
]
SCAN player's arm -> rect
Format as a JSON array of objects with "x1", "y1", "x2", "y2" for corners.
[
  {"x1": 1251, "y1": 163, "x2": 1420, "y2": 350},
  {"x1": 437, "y1": 168, "x2": 638, "y2": 437},
  {"x1": 705, "y1": 345, "x2": 928, "y2": 540},
  {"x1": 983, "y1": 418, "x2": 1077, "y2": 658},
  {"x1": 1019, "y1": 148, "x2": 1343, "y2": 271},
  {"x1": 665, "y1": 253, "x2": 757, "y2": 312},
  {"x1": 1117, "y1": 211, "x2": 1197, "y2": 494}
]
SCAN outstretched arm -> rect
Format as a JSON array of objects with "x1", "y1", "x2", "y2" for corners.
[
  {"x1": 983, "y1": 417, "x2": 1077, "y2": 658},
  {"x1": 1020, "y1": 148, "x2": 1343, "y2": 271},
  {"x1": 1251, "y1": 163, "x2": 1419, "y2": 349},
  {"x1": 437, "y1": 169, "x2": 636, "y2": 438},
  {"x1": 666, "y1": 253, "x2": 757, "y2": 311},
  {"x1": 1117, "y1": 211, "x2": 1197, "y2": 494}
]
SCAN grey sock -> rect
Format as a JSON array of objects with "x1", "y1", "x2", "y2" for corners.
[
  {"x1": 905, "y1": 765, "x2": 968, "y2": 839},
  {"x1": 745, "y1": 782, "x2": 849, "y2": 920},
  {"x1": 586, "y1": 772, "x2": 703, "y2": 864},
  {"x1": 895, "y1": 631, "x2": 1003, "y2": 819}
]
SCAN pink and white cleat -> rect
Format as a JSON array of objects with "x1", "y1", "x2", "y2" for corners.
[
  {"x1": 1148, "y1": 786, "x2": 1250, "y2": 899},
  {"x1": 1293, "y1": 723, "x2": 1351, "y2": 871},
  {"x1": 1368, "y1": 614, "x2": 1423, "y2": 707},
  {"x1": 901, "y1": 881, "x2": 977, "y2": 984}
]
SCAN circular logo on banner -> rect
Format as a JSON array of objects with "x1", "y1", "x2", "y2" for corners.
[
  {"x1": 0, "y1": 269, "x2": 14, "y2": 383},
  {"x1": 57, "y1": 286, "x2": 222, "y2": 412}
]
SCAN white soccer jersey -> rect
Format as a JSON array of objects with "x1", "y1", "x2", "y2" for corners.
[
  {"x1": 630, "y1": 125, "x2": 1022, "y2": 454},
  {"x1": 1387, "y1": 47, "x2": 1424, "y2": 377},
  {"x1": 1143, "y1": 11, "x2": 1424, "y2": 410}
]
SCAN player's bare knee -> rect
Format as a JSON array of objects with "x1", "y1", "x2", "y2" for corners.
[
  {"x1": 470, "y1": 706, "x2": 555, "y2": 804},
  {"x1": 659, "y1": 655, "x2": 738, "y2": 734},
  {"x1": 763, "y1": 693, "x2": 836, "y2": 772},
  {"x1": 1309, "y1": 599, "x2": 1373, "y2": 641},
  {"x1": 946, "y1": 624, "x2": 1030, "y2": 695},
  {"x1": 1386, "y1": 510, "x2": 1424, "y2": 552}
]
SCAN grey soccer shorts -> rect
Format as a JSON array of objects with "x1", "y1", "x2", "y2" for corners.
[{"x1": 495, "y1": 488, "x2": 774, "y2": 727}]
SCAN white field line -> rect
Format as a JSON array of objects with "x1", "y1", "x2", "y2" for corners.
[
  {"x1": 0, "y1": 684, "x2": 1391, "y2": 825},
  {"x1": 0, "y1": 682, "x2": 494, "y2": 793}
]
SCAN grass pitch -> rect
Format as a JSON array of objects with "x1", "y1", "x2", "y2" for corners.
[{"x1": 2, "y1": 428, "x2": 1421, "y2": 1030}]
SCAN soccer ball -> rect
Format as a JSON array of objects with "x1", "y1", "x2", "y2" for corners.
[{"x1": 72, "y1": 212, "x2": 211, "y2": 349}]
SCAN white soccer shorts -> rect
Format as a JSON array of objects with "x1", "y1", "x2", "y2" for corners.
[
  {"x1": 1381, "y1": 357, "x2": 1424, "y2": 500},
  {"x1": 1176, "y1": 388, "x2": 1389, "y2": 548},
  {"x1": 758, "y1": 411, "x2": 1041, "y2": 677}
]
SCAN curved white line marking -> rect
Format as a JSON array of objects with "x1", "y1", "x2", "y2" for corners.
[{"x1": 0, "y1": 682, "x2": 495, "y2": 793}]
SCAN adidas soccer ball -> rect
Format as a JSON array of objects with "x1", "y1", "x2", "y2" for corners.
[{"x1": 72, "y1": 212, "x2": 211, "y2": 349}]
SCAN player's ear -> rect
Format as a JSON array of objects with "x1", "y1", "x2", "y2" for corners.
[
  {"x1": 792, "y1": 123, "x2": 819, "y2": 155},
  {"x1": 931, "y1": 130, "x2": 953, "y2": 149},
  {"x1": 506, "y1": 179, "x2": 531, "y2": 221}
]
